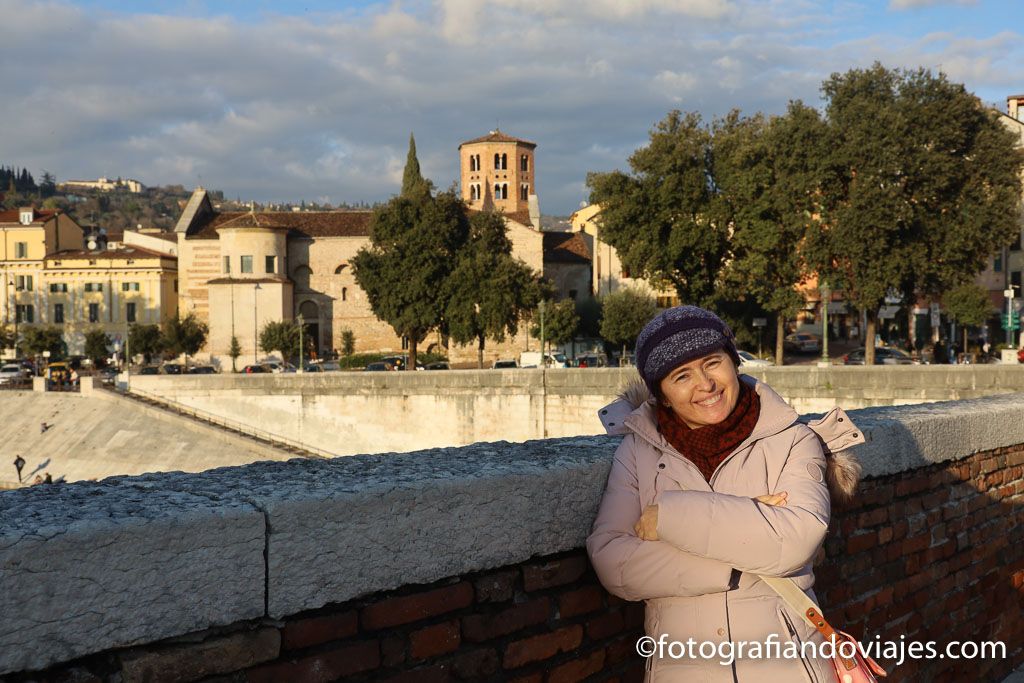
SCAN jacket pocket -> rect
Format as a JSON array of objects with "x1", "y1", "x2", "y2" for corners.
[{"x1": 776, "y1": 606, "x2": 822, "y2": 683}]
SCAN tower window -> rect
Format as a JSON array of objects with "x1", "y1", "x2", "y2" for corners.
[
  {"x1": 501, "y1": 153, "x2": 507, "y2": 170},
  {"x1": 521, "y1": 154, "x2": 529, "y2": 172},
  {"x1": 342, "y1": 287, "x2": 348, "y2": 302},
  {"x1": 470, "y1": 155, "x2": 477, "y2": 172},
  {"x1": 520, "y1": 183, "x2": 529, "y2": 201},
  {"x1": 470, "y1": 184, "x2": 478, "y2": 201},
  {"x1": 494, "y1": 153, "x2": 500, "y2": 169}
]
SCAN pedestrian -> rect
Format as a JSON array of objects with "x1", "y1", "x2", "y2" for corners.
[
  {"x1": 32, "y1": 474, "x2": 43, "y2": 485},
  {"x1": 44, "y1": 472, "x2": 52, "y2": 484},
  {"x1": 13, "y1": 455, "x2": 25, "y2": 483},
  {"x1": 587, "y1": 305, "x2": 867, "y2": 681},
  {"x1": 40, "y1": 422, "x2": 48, "y2": 434}
]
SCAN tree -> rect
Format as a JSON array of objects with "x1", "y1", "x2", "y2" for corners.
[
  {"x1": 19, "y1": 326, "x2": 64, "y2": 359},
  {"x1": 587, "y1": 111, "x2": 729, "y2": 308},
  {"x1": 401, "y1": 133, "x2": 431, "y2": 200},
  {"x1": 128, "y1": 323, "x2": 163, "y2": 364},
  {"x1": 530, "y1": 299, "x2": 579, "y2": 356},
  {"x1": 39, "y1": 171, "x2": 56, "y2": 198},
  {"x1": 944, "y1": 283, "x2": 994, "y2": 352},
  {"x1": 0, "y1": 324, "x2": 15, "y2": 351},
  {"x1": 340, "y1": 329, "x2": 355, "y2": 356},
  {"x1": 599, "y1": 288, "x2": 657, "y2": 361},
  {"x1": 807, "y1": 63, "x2": 1023, "y2": 365},
  {"x1": 715, "y1": 103, "x2": 827, "y2": 365},
  {"x1": 259, "y1": 320, "x2": 301, "y2": 361},
  {"x1": 444, "y1": 210, "x2": 546, "y2": 368},
  {"x1": 352, "y1": 136, "x2": 468, "y2": 371},
  {"x1": 83, "y1": 328, "x2": 110, "y2": 367},
  {"x1": 228, "y1": 335, "x2": 242, "y2": 372},
  {"x1": 161, "y1": 313, "x2": 208, "y2": 364}
]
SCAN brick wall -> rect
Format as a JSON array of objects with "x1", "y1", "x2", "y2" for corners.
[{"x1": 12, "y1": 443, "x2": 1023, "y2": 683}]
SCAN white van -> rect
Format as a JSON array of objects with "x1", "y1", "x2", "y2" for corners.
[{"x1": 518, "y1": 351, "x2": 569, "y2": 368}]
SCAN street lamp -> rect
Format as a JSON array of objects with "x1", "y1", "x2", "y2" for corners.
[
  {"x1": 8, "y1": 279, "x2": 17, "y2": 358},
  {"x1": 253, "y1": 283, "x2": 261, "y2": 365},
  {"x1": 297, "y1": 315, "x2": 305, "y2": 373},
  {"x1": 819, "y1": 281, "x2": 830, "y2": 367}
]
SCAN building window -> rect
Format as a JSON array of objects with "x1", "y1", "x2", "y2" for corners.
[
  {"x1": 501, "y1": 153, "x2": 507, "y2": 169},
  {"x1": 15, "y1": 275, "x2": 32, "y2": 291},
  {"x1": 85, "y1": 283, "x2": 103, "y2": 292},
  {"x1": 521, "y1": 154, "x2": 529, "y2": 172},
  {"x1": 1013, "y1": 271, "x2": 1022, "y2": 290},
  {"x1": 520, "y1": 183, "x2": 529, "y2": 201},
  {"x1": 126, "y1": 302, "x2": 136, "y2": 323},
  {"x1": 470, "y1": 184, "x2": 478, "y2": 201},
  {"x1": 266, "y1": 255, "x2": 276, "y2": 274},
  {"x1": 16, "y1": 305, "x2": 33, "y2": 323},
  {"x1": 121, "y1": 282, "x2": 140, "y2": 292},
  {"x1": 470, "y1": 155, "x2": 477, "y2": 172},
  {"x1": 241, "y1": 255, "x2": 253, "y2": 273},
  {"x1": 994, "y1": 254, "x2": 1003, "y2": 272},
  {"x1": 334, "y1": 264, "x2": 347, "y2": 275},
  {"x1": 15, "y1": 242, "x2": 27, "y2": 258},
  {"x1": 88, "y1": 303, "x2": 99, "y2": 323},
  {"x1": 342, "y1": 287, "x2": 347, "y2": 302},
  {"x1": 223, "y1": 255, "x2": 231, "y2": 274},
  {"x1": 53, "y1": 304, "x2": 64, "y2": 324},
  {"x1": 494, "y1": 153, "x2": 500, "y2": 169},
  {"x1": 494, "y1": 183, "x2": 508, "y2": 200},
  {"x1": 475, "y1": 154, "x2": 480, "y2": 170},
  {"x1": 49, "y1": 283, "x2": 68, "y2": 293}
]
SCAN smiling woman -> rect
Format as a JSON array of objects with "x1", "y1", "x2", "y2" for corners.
[{"x1": 586, "y1": 305, "x2": 867, "y2": 682}]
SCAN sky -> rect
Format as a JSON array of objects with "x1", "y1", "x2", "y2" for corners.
[{"x1": 1, "y1": 0, "x2": 1022, "y2": 215}]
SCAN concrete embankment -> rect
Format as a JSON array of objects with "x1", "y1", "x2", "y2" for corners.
[{"x1": 0, "y1": 390, "x2": 294, "y2": 488}]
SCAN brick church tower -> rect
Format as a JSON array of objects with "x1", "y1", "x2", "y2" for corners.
[{"x1": 458, "y1": 130, "x2": 537, "y2": 221}]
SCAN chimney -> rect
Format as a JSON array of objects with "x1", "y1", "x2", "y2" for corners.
[{"x1": 18, "y1": 207, "x2": 34, "y2": 225}]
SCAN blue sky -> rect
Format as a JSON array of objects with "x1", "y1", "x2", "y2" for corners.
[{"x1": 2, "y1": 0, "x2": 1021, "y2": 214}]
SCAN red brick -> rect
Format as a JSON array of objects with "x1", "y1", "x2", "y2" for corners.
[
  {"x1": 847, "y1": 531, "x2": 877, "y2": 554},
  {"x1": 378, "y1": 664, "x2": 450, "y2": 683},
  {"x1": 281, "y1": 611, "x2": 358, "y2": 651},
  {"x1": 523, "y1": 556, "x2": 588, "y2": 591},
  {"x1": 463, "y1": 597, "x2": 549, "y2": 642},
  {"x1": 362, "y1": 582, "x2": 474, "y2": 630},
  {"x1": 547, "y1": 648, "x2": 606, "y2": 683},
  {"x1": 503, "y1": 625, "x2": 583, "y2": 669},
  {"x1": 878, "y1": 526, "x2": 894, "y2": 544},
  {"x1": 381, "y1": 633, "x2": 406, "y2": 667},
  {"x1": 509, "y1": 675, "x2": 544, "y2": 683},
  {"x1": 410, "y1": 619, "x2": 461, "y2": 660},
  {"x1": 902, "y1": 534, "x2": 929, "y2": 555},
  {"x1": 858, "y1": 507, "x2": 888, "y2": 527},
  {"x1": 246, "y1": 640, "x2": 379, "y2": 683},
  {"x1": 451, "y1": 648, "x2": 499, "y2": 680},
  {"x1": 474, "y1": 570, "x2": 517, "y2": 603},
  {"x1": 558, "y1": 585, "x2": 604, "y2": 619},
  {"x1": 586, "y1": 610, "x2": 625, "y2": 641}
]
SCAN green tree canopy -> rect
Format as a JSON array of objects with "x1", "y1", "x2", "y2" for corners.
[
  {"x1": 19, "y1": 326, "x2": 65, "y2": 359},
  {"x1": 599, "y1": 288, "x2": 657, "y2": 360},
  {"x1": 259, "y1": 320, "x2": 301, "y2": 360},
  {"x1": 587, "y1": 111, "x2": 729, "y2": 308},
  {"x1": 340, "y1": 329, "x2": 355, "y2": 356},
  {"x1": 228, "y1": 335, "x2": 242, "y2": 372},
  {"x1": 161, "y1": 313, "x2": 208, "y2": 362},
  {"x1": 531, "y1": 299, "x2": 580, "y2": 350},
  {"x1": 444, "y1": 210, "x2": 547, "y2": 368},
  {"x1": 0, "y1": 324, "x2": 15, "y2": 351},
  {"x1": 401, "y1": 133, "x2": 431, "y2": 201},
  {"x1": 128, "y1": 323, "x2": 163, "y2": 364},
  {"x1": 83, "y1": 328, "x2": 110, "y2": 366}
]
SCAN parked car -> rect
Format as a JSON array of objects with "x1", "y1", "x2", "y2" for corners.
[
  {"x1": 242, "y1": 364, "x2": 269, "y2": 374},
  {"x1": 0, "y1": 363, "x2": 29, "y2": 384},
  {"x1": 737, "y1": 350, "x2": 773, "y2": 367},
  {"x1": 161, "y1": 363, "x2": 184, "y2": 375},
  {"x1": 364, "y1": 361, "x2": 394, "y2": 371},
  {"x1": 381, "y1": 355, "x2": 425, "y2": 371},
  {"x1": 99, "y1": 366, "x2": 120, "y2": 384},
  {"x1": 783, "y1": 333, "x2": 821, "y2": 354},
  {"x1": 188, "y1": 365, "x2": 217, "y2": 374},
  {"x1": 843, "y1": 347, "x2": 917, "y2": 365},
  {"x1": 425, "y1": 361, "x2": 450, "y2": 370},
  {"x1": 575, "y1": 354, "x2": 608, "y2": 368},
  {"x1": 518, "y1": 351, "x2": 568, "y2": 368},
  {"x1": 303, "y1": 363, "x2": 324, "y2": 372},
  {"x1": 138, "y1": 366, "x2": 160, "y2": 375},
  {"x1": 492, "y1": 359, "x2": 518, "y2": 369}
]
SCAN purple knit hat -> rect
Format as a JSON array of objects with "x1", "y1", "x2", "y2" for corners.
[{"x1": 634, "y1": 305, "x2": 740, "y2": 395}]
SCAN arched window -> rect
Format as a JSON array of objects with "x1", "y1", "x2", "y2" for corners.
[
  {"x1": 502, "y1": 183, "x2": 508, "y2": 199},
  {"x1": 494, "y1": 184, "x2": 501, "y2": 199},
  {"x1": 293, "y1": 265, "x2": 313, "y2": 289},
  {"x1": 342, "y1": 287, "x2": 347, "y2": 302},
  {"x1": 300, "y1": 300, "x2": 319, "y2": 320},
  {"x1": 470, "y1": 156, "x2": 477, "y2": 172},
  {"x1": 494, "y1": 153, "x2": 500, "y2": 169},
  {"x1": 470, "y1": 185, "x2": 478, "y2": 201},
  {"x1": 334, "y1": 263, "x2": 348, "y2": 275},
  {"x1": 475, "y1": 154, "x2": 480, "y2": 170},
  {"x1": 521, "y1": 154, "x2": 529, "y2": 172},
  {"x1": 520, "y1": 183, "x2": 529, "y2": 200},
  {"x1": 501, "y1": 153, "x2": 507, "y2": 170}
]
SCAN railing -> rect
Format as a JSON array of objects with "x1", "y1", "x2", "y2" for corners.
[{"x1": 123, "y1": 386, "x2": 335, "y2": 460}]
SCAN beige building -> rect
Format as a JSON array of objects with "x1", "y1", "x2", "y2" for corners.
[
  {"x1": 58, "y1": 177, "x2": 144, "y2": 194},
  {"x1": 1, "y1": 208, "x2": 178, "y2": 357}
]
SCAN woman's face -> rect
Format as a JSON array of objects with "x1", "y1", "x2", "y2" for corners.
[{"x1": 658, "y1": 350, "x2": 740, "y2": 429}]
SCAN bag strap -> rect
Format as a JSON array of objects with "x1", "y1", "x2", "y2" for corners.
[{"x1": 759, "y1": 575, "x2": 860, "y2": 674}]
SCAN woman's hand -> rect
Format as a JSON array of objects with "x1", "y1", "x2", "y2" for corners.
[
  {"x1": 634, "y1": 504, "x2": 659, "y2": 540},
  {"x1": 754, "y1": 491, "x2": 788, "y2": 507}
]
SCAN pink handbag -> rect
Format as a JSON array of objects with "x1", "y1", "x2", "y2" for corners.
[{"x1": 761, "y1": 576, "x2": 887, "y2": 683}]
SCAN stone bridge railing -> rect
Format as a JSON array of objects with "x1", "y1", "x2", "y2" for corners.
[{"x1": 1, "y1": 393, "x2": 1024, "y2": 681}]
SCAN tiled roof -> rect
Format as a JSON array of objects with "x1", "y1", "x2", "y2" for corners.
[
  {"x1": 188, "y1": 211, "x2": 374, "y2": 240},
  {"x1": 459, "y1": 130, "x2": 536, "y2": 148},
  {"x1": 48, "y1": 245, "x2": 171, "y2": 260},
  {"x1": 0, "y1": 208, "x2": 60, "y2": 225},
  {"x1": 543, "y1": 232, "x2": 591, "y2": 264}
]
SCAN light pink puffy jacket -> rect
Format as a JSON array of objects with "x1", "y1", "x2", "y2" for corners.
[{"x1": 586, "y1": 375, "x2": 865, "y2": 682}]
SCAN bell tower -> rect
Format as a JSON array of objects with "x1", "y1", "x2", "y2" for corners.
[{"x1": 458, "y1": 130, "x2": 536, "y2": 217}]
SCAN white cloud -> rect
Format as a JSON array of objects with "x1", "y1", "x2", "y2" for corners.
[{"x1": 889, "y1": 0, "x2": 977, "y2": 9}]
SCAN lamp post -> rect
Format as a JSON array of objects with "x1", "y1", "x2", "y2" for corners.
[
  {"x1": 297, "y1": 315, "x2": 304, "y2": 373},
  {"x1": 819, "y1": 281, "x2": 830, "y2": 367},
  {"x1": 539, "y1": 300, "x2": 546, "y2": 366},
  {"x1": 253, "y1": 283, "x2": 261, "y2": 365},
  {"x1": 9, "y1": 279, "x2": 18, "y2": 359}
]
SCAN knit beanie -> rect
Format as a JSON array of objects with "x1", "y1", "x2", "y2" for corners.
[{"x1": 634, "y1": 305, "x2": 741, "y2": 395}]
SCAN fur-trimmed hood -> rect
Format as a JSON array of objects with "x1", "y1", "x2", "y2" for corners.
[{"x1": 605, "y1": 376, "x2": 865, "y2": 504}]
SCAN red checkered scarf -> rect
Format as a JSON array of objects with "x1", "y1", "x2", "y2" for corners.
[{"x1": 656, "y1": 381, "x2": 761, "y2": 482}]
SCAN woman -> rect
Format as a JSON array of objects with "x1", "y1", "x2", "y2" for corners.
[{"x1": 587, "y1": 306, "x2": 864, "y2": 682}]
